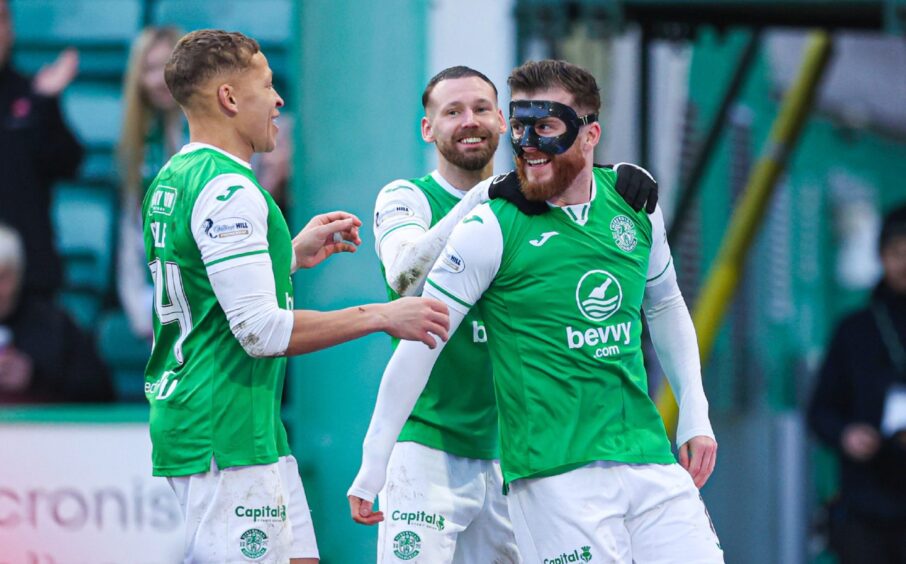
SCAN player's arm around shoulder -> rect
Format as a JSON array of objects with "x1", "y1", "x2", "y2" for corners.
[{"x1": 424, "y1": 201, "x2": 503, "y2": 314}]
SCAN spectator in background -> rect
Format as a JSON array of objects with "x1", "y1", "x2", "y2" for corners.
[
  {"x1": 116, "y1": 26, "x2": 183, "y2": 339},
  {"x1": 808, "y1": 204, "x2": 906, "y2": 564},
  {"x1": 0, "y1": 0, "x2": 83, "y2": 301},
  {"x1": 0, "y1": 224, "x2": 113, "y2": 403}
]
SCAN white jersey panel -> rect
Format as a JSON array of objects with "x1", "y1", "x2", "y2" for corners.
[
  {"x1": 424, "y1": 203, "x2": 503, "y2": 314},
  {"x1": 646, "y1": 204, "x2": 673, "y2": 283},
  {"x1": 374, "y1": 179, "x2": 432, "y2": 260},
  {"x1": 190, "y1": 173, "x2": 271, "y2": 275}
]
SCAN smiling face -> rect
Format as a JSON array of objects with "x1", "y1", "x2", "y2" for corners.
[
  {"x1": 511, "y1": 87, "x2": 593, "y2": 202},
  {"x1": 232, "y1": 51, "x2": 284, "y2": 154},
  {"x1": 422, "y1": 76, "x2": 506, "y2": 172}
]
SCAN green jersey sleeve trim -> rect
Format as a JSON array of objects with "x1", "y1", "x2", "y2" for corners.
[
  {"x1": 378, "y1": 221, "x2": 426, "y2": 244},
  {"x1": 647, "y1": 256, "x2": 673, "y2": 283},
  {"x1": 426, "y1": 278, "x2": 473, "y2": 309},
  {"x1": 204, "y1": 249, "x2": 269, "y2": 267}
]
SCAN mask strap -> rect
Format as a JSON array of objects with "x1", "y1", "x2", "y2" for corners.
[{"x1": 578, "y1": 113, "x2": 598, "y2": 126}]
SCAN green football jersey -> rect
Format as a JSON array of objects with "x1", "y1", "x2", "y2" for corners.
[
  {"x1": 375, "y1": 173, "x2": 497, "y2": 459},
  {"x1": 142, "y1": 144, "x2": 294, "y2": 476},
  {"x1": 427, "y1": 167, "x2": 675, "y2": 485}
]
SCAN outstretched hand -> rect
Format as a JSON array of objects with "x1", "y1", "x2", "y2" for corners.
[
  {"x1": 293, "y1": 211, "x2": 362, "y2": 269},
  {"x1": 678, "y1": 435, "x2": 717, "y2": 488},
  {"x1": 348, "y1": 495, "x2": 384, "y2": 526}
]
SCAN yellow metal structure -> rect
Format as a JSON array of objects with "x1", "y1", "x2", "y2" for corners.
[{"x1": 656, "y1": 32, "x2": 834, "y2": 436}]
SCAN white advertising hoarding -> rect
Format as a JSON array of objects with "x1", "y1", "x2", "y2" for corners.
[{"x1": 0, "y1": 423, "x2": 182, "y2": 564}]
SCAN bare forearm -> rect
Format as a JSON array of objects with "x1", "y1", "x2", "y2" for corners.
[{"x1": 285, "y1": 304, "x2": 391, "y2": 356}]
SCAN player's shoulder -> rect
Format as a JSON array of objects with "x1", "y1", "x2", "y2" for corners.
[
  {"x1": 457, "y1": 202, "x2": 501, "y2": 238},
  {"x1": 377, "y1": 178, "x2": 421, "y2": 198},
  {"x1": 374, "y1": 177, "x2": 432, "y2": 228}
]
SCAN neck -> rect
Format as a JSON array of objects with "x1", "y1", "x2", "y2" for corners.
[
  {"x1": 187, "y1": 118, "x2": 253, "y2": 163},
  {"x1": 436, "y1": 158, "x2": 493, "y2": 191},
  {"x1": 551, "y1": 165, "x2": 594, "y2": 206}
]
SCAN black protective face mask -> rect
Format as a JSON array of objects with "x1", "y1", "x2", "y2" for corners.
[{"x1": 509, "y1": 100, "x2": 597, "y2": 157}]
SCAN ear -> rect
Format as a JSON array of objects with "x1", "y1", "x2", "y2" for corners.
[
  {"x1": 497, "y1": 107, "x2": 507, "y2": 134},
  {"x1": 584, "y1": 122, "x2": 601, "y2": 152},
  {"x1": 217, "y1": 83, "x2": 239, "y2": 116},
  {"x1": 421, "y1": 115, "x2": 434, "y2": 143}
]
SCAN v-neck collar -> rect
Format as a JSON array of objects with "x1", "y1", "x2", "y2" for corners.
[{"x1": 551, "y1": 176, "x2": 597, "y2": 227}]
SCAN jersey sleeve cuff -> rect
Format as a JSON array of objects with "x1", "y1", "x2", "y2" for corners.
[
  {"x1": 204, "y1": 248, "x2": 270, "y2": 275},
  {"x1": 424, "y1": 279, "x2": 472, "y2": 315}
]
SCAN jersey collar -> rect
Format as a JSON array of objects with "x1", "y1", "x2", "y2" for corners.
[
  {"x1": 550, "y1": 176, "x2": 597, "y2": 226},
  {"x1": 179, "y1": 142, "x2": 253, "y2": 170},
  {"x1": 430, "y1": 170, "x2": 469, "y2": 200}
]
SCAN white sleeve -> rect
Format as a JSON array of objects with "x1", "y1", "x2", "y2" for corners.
[
  {"x1": 190, "y1": 174, "x2": 293, "y2": 357},
  {"x1": 642, "y1": 204, "x2": 714, "y2": 446},
  {"x1": 376, "y1": 177, "x2": 492, "y2": 296},
  {"x1": 373, "y1": 180, "x2": 432, "y2": 260},
  {"x1": 348, "y1": 202, "x2": 501, "y2": 501},
  {"x1": 422, "y1": 202, "x2": 502, "y2": 315},
  {"x1": 208, "y1": 261, "x2": 294, "y2": 358},
  {"x1": 191, "y1": 173, "x2": 273, "y2": 273},
  {"x1": 645, "y1": 205, "x2": 674, "y2": 296},
  {"x1": 348, "y1": 304, "x2": 467, "y2": 501}
]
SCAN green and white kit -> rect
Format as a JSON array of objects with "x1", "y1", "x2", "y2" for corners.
[
  {"x1": 352, "y1": 166, "x2": 717, "y2": 562},
  {"x1": 373, "y1": 171, "x2": 497, "y2": 459},
  {"x1": 143, "y1": 142, "x2": 294, "y2": 477},
  {"x1": 372, "y1": 171, "x2": 519, "y2": 562},
  {"x1": 427, "y1": 166, "x2": 692, "y2": 483},
  {"x1": 144, "y1": 143, "x2": 317, "y2": 561}
]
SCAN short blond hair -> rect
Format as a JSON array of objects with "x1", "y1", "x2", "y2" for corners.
[{"x1": 164, "y1": 29, "x2": 260, "y2": 108}]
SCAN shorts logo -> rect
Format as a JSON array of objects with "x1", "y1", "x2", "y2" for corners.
[
  {"x1": 544, "y1": 544, "x2": 593, "y2": 563},
  {"x1": 235, "y1": 504, "x2": 287, "y2": 522},
  {"x1": 576, "y1": 270, "x2": 623, "y2": 322},
  {"x1": 239, "y1": 528, "x2": 268, "y2": 559},
  {"x1": 391, "y1": 509, "x2": 446, "y2": 530},
  {"x1": 610, "y1": 215, "x2": 637, "y2": 252},
  {"x1": 203, "y1": 217, "x2": 252, "y2": 241},
  {"x1": 150, "y1": 186, "x2": 178, "y2": 216},
  {"x1": 393, "y1": 530, "x2": 421, "y2": 560}
]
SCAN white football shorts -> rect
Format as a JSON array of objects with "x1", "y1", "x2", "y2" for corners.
[
  {"x1": 507, "y1": 461, "x2": 723, "y2": 564},
  {"x1": 377, "y1": 441, "x2": 521, "y2": 563},
  {"x1": 167, "y1": 454, "x2": 319, "y2": 562}
]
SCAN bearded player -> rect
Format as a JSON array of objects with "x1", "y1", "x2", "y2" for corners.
[
  {"x1": 355, "y1": 63, "x2": 665, "y2": 563},
  {"x1": 350, "y1": 59, "x2": 722, "y2": 563}
]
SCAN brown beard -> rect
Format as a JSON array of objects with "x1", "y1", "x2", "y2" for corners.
[
  {"x1": 515, "y1": 145, "x2": 586, "y2": 202},
  {"x1": 436, "y1": 127, "x2": 499, "y2": 171}
]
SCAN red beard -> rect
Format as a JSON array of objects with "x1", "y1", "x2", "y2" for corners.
[{"x1": 515, "y1": 145, "x2": 585, "y2": 202}]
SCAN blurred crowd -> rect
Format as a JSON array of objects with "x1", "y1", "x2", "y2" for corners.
[{"x1": 0, "y1": 0, "x2": 290, "y2": 405}]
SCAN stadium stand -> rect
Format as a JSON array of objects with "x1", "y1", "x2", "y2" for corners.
[{"x1": 6, "y1": 0, "x2": 295, "y2": 400}]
